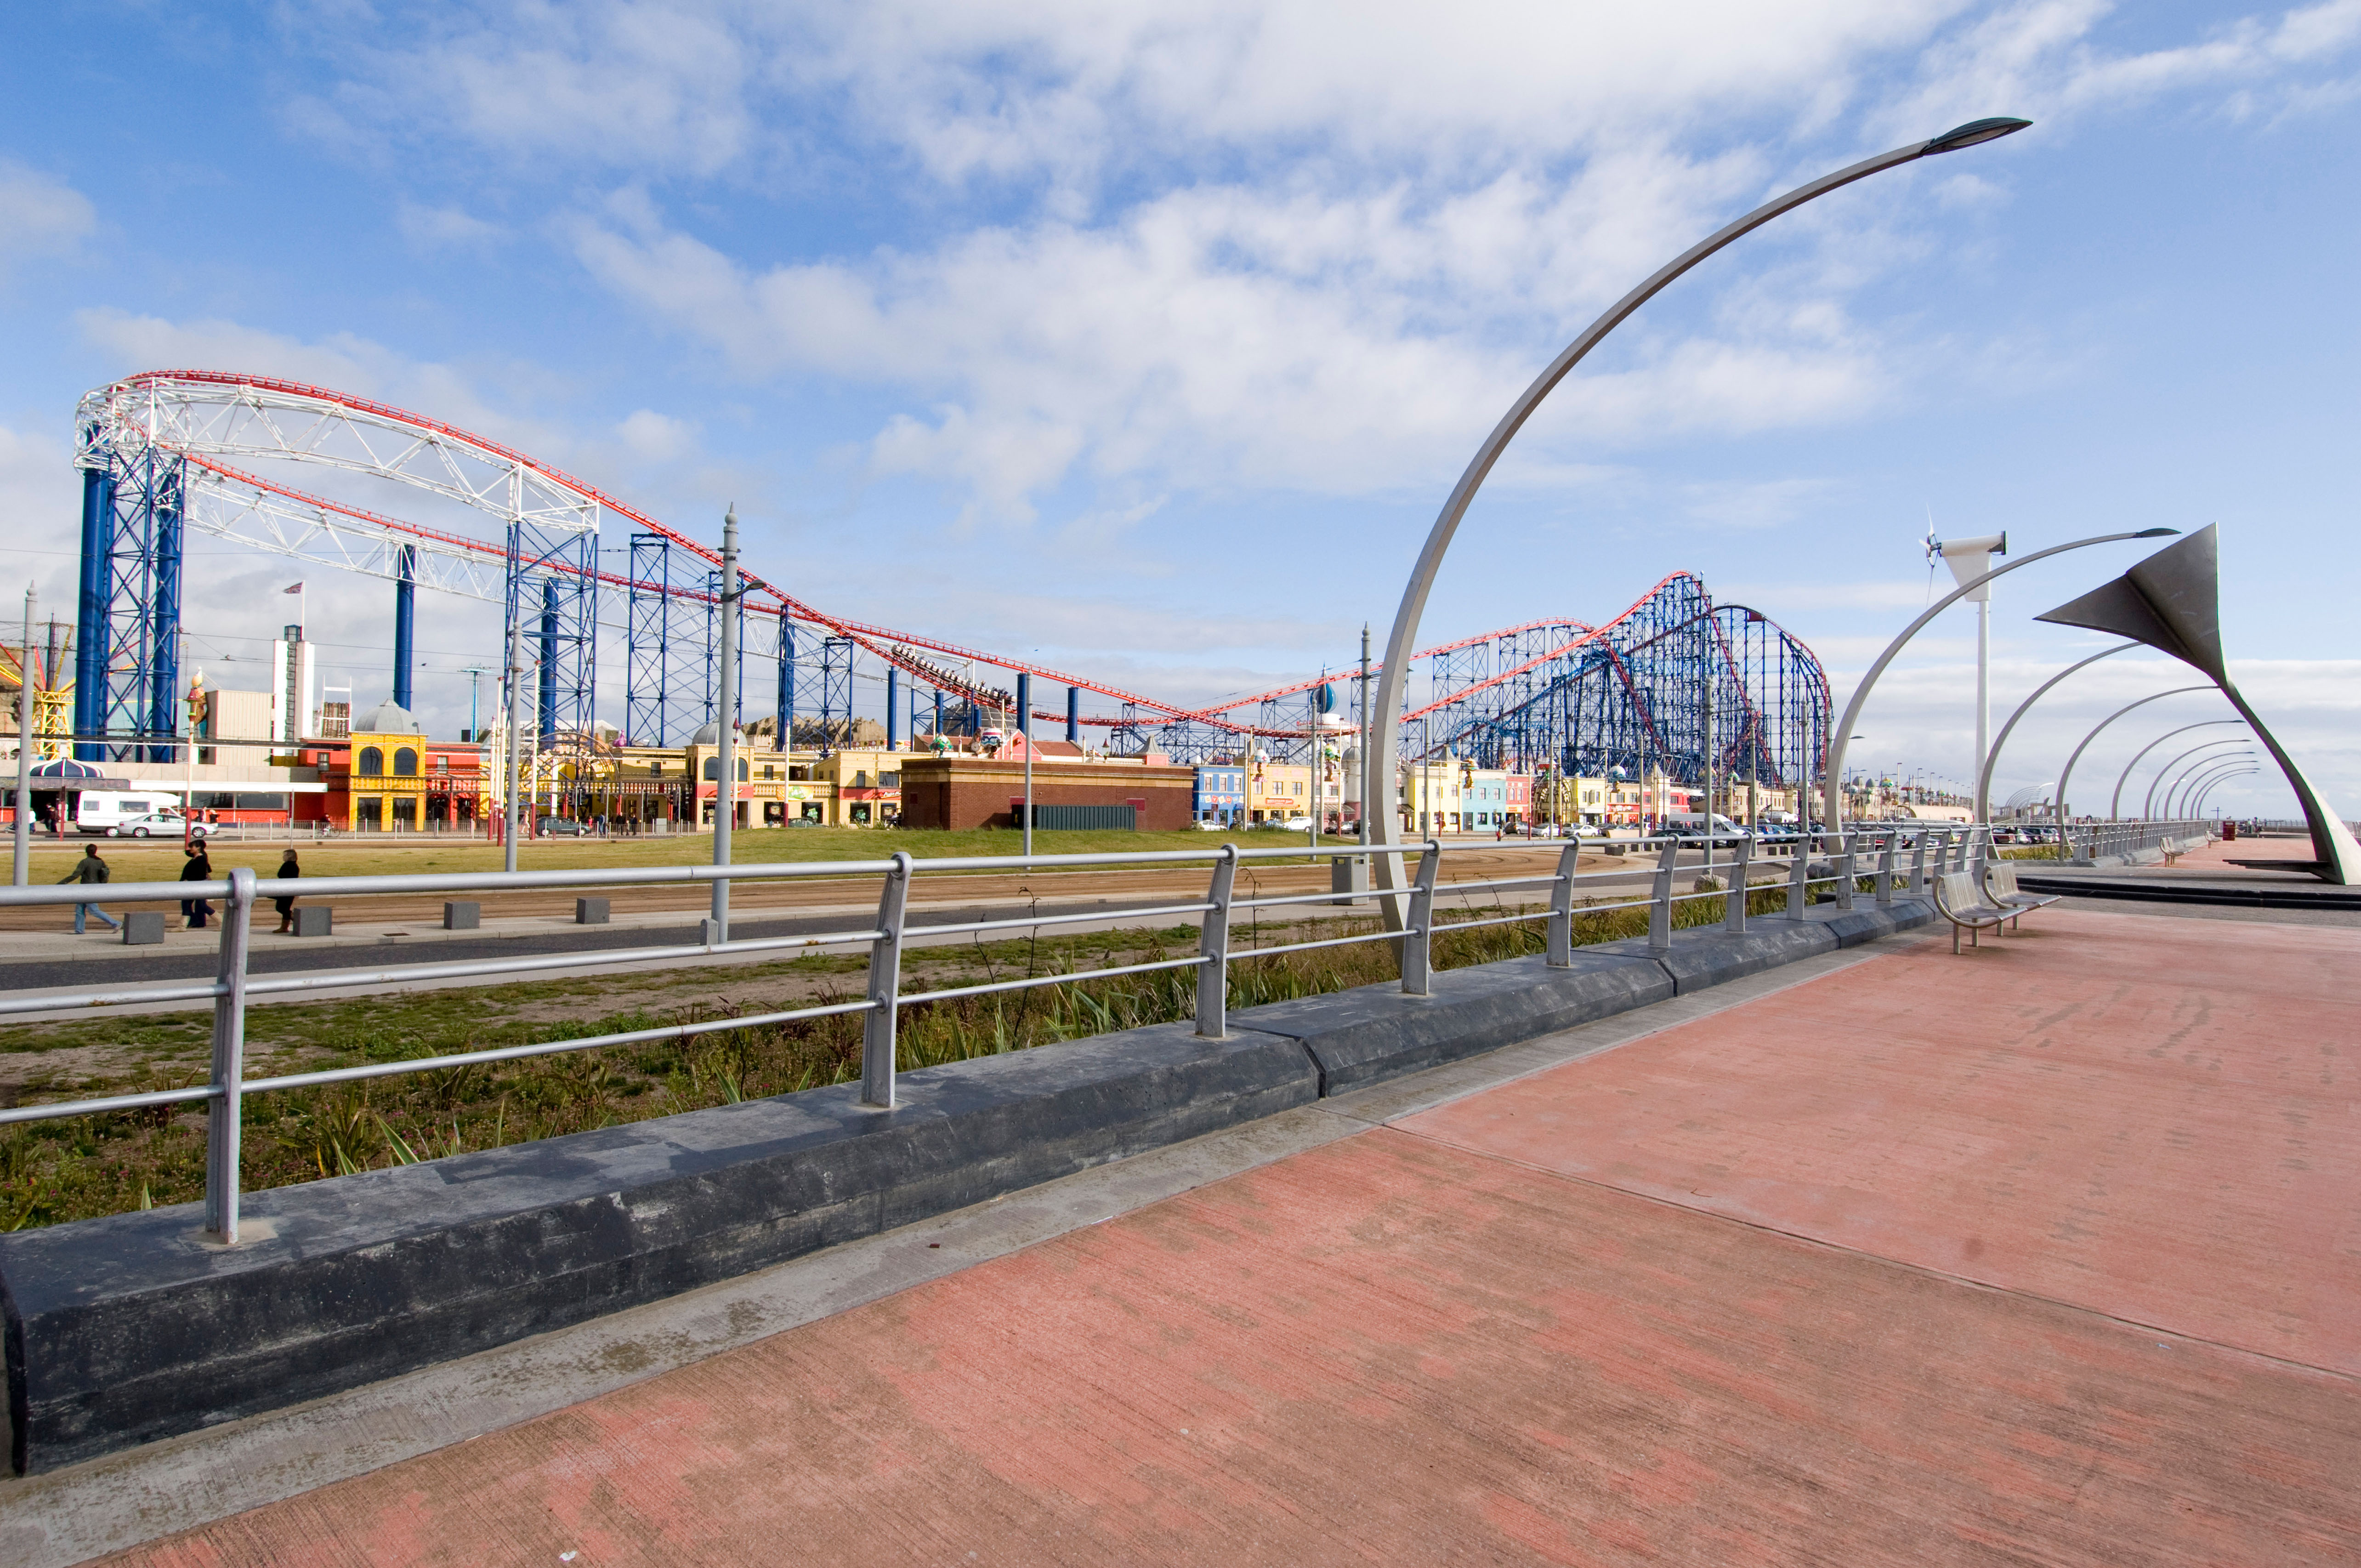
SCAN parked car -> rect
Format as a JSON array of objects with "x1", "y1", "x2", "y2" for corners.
[
  {"x1": 1277, "y1": 815, "x2": 1315, "y2": 832},
  {"x1": 107, "y1": 811, "x2": 208, "y2": 840},
  {"x1": 535, "y1": 818, "x2": 590, "y2": 837}
]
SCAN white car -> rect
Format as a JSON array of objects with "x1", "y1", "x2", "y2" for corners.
[
  {"x1": 1277, "y1": 815, "x2": 1315, "y2": 831},
  {"x1": 108, "y1": 812, "x2": 209, "y2": 839}
]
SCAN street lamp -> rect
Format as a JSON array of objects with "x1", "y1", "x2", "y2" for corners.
[
  {"x1": 1823, "y1": 528, "x2": 2178, "y2": 835},
  {"x1": 1368, "y1": 116, "x2": 2033, "y2": 926}
]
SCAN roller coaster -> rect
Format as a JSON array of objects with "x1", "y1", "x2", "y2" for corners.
[{"x1": 63, "y1": 371, "x2": 1831, "y2": 795}]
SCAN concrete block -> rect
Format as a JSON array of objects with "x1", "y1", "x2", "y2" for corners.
[
  {"x1": 120, "y1": 912, "x2": 165, "y2": 946},
  {"x1": 1232, "y1": 951, "x2": 1674, "y2": 1095},
  {"x1": 0, "y1": 1020, "x2": 1316, "y2": 1473},
  {"x1": 291, "y1": 905, "x2": 332, "y2": 937},
  {"x1": 443, "y1": 901, "x2": 480, "y2": 931},
  {"x1": 1595, "y1": 922, "x2": 1837, "y2": 995},
  {"x1": 574, "y1": 898, "x2": 609, "y2": 926}
]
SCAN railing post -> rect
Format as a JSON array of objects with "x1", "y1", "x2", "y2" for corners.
[
  {"x1": 1401, "y1": 841, "x2": 1439, "y2": 996},
  {"x1": 1722, "y1": 831, "x2": 1752, "y2": 933},
  {"x1": 860, "y1": 852, "x2": 912, "y2": 1108},
  {"x1": 1874, "y1": 833, "x2": 1897, "y2": 908},
  {"x1": 1196, "y1": 845, "x2": 1237, "y2": 1038},
  {"x1": 1786, "y1": 828, "x2": 1811, "y2": 917},
  {"x1": 1647, "y1": 836, "x2": 1677, "y2": 952},
  {"x1": 204, "y1": 869, "x2": 255, "y2": 1245},
  {"x1": 1971, "y1": 825, "x2": 1990, "y2": 889},
  {"x1": 1908, "y1": 831, "x2": 1929, "y2": 897},
  {"x1": 1833, "y1": 832, "x2": 1856, "y2": 910},
  {"x1": 1546, "y1": 841, "x2": 1580, "y2": 965}
]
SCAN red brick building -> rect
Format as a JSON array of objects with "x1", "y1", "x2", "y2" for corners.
[{"x1": 897, "y1": 756, "x2": 1197, "y2": 831}]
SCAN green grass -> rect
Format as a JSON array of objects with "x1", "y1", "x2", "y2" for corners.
[
  {"x1": 4, "y1": 825, "x2": 1324, "y2": 886},
  {"x1": 0, "y1": 881, "x2": 1791, "y2": 1232}
]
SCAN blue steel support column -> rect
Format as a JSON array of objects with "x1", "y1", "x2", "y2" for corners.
[
  {"x1": 933, "y1": 688, "x2": 943, "y2": 739},
  {"x1": 774, "y1": 614, "x2": 795, "y2": 744},
  {"x1": 538, "y1": 579, "x2": 559, "y2": 739},
  {"x1": 145, "y1": 462, "x2": 183, "y2": 764},
  {"x1": 1067, "y1": 685, "x2": 1079, "y2": 744},
  {"x1": 73, "y1": 464, "x2": 112, "y2": 760},
  {"x1": 392, "y1": 545, "x2": 416, "y2": 711},
  {"x1": 886, "y1": 665, "x2": 900, "y2": 750}
]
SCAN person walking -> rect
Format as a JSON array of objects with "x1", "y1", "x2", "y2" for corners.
[
  {"x1": 272, "y1": 848, "x2": 301, "y2": 933},
  {"x1": 179, "y1": 841, "x2": 216, "y2": 930},
  {"x1": 59, "y1": 844, "x2": 118, "y2": 933}
]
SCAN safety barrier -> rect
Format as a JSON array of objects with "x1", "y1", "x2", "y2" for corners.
[{"x1": 0, "y1": 824, "x2": 1987, "y2": 1245}]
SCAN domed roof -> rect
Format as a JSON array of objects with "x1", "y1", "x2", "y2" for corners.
[
  {"x1": 355, "y1": 699, "x2": 425, "y2": 735},
  {"x1": 29, "y1": 758, "x2": 103, "y2": 778},
  {"x1": 690, "y1": 721, "x2": 722, "y2": 746}
]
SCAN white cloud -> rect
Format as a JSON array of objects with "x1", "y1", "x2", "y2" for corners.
[
  {"x1": 615, "y1": 408, "x2": 694, "y2": 462},
  {"x1": 0, "y1": 162, "x2": 95, "y2": 276},
  {"x1": 395, "y1": 198, "x2": 508, "y2": 251}
]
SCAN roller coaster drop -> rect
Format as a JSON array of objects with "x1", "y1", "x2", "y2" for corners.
[{"x1": 69, "y1": 372, "x2": 1831, "y2": 799}]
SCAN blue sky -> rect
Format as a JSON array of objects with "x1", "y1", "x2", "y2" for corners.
[{"x1": 3, "y1": 1, "x2": 2356, "y2": 816}]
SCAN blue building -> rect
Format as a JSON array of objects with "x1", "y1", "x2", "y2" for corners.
[{"x1": 1193, "y1": 765, "x2": 1246, "y2": 824}]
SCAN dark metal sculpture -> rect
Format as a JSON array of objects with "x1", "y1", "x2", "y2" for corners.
[{"x1": 2036, "y1": 525, "x2": 2358, "y2": 883}]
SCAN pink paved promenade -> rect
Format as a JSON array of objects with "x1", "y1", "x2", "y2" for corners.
[{"x1": 107, "y1": 907, "x2": 2361, "y2": 1565}]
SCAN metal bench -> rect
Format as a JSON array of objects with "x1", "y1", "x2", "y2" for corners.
[
  {"x1": 1981, "y1": 860, "x2": 2060, "y2": 931},
  {"x1": 1932, "y1": 870, "x2": 2011, "y2": 953}
]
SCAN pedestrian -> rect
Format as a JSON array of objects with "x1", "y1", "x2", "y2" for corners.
[
  {"x1": 272, "y1": 848, "x2": 301, "y2": 934},
  {"x1": 59, "y1": 844, "x2": 118, "y2": 933},
  {"x1": 179, "y1": 841, "x2": 216, "y2": 930}
]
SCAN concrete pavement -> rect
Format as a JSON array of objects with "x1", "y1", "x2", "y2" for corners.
[{"x1": 29, "y1": 899, "x2": 2359, "y2": 1564}]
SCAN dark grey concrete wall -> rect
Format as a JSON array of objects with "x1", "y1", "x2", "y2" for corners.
[{"x1": 0, "y1": 899, "x2": 1938, "y2": 1474}]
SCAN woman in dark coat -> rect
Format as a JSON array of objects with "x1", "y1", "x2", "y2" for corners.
[
  {"x1": 179, "y1": 841, "x2": 215, "y2": 930},
  {"x1": 273, "y1": 849, "x2": 301, "y2": 933}
]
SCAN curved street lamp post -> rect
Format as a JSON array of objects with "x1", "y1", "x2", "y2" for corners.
[
  {"x1": 1368, "y1": 117, "x2": 2033, "y2": 926},
  {"x1": 2141, "y1": 737, "x2": 2252, "y2": 819},
  {"x1": 2112, "y1": 720, "x2": 2246, "y2": 820},
  {"x1": 2051, "y1": 686, "x2": 2214, "y2": 857},
  {"x1": 2170, "y1": 756, "x2": 2256, "y2": 820},
  {"x1": 1974, "y1": 642, "x2": 2135, "y2": 824},
  {"x1": 1823, "y1": 530, "x2": 2179, "y2": 834},
  {"x1": 2192, "y1": 768, "x2": 2260, "y2": 819}
]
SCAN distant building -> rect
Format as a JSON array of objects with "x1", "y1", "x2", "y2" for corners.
[
  {"x1": 1194, "y1": 765, "x2": 1245, "y2": 824},
  {"x1": 899, "y1": 754, "x2": 1195, "y2": 830}
]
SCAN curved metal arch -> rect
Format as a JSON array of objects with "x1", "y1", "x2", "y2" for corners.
[
  {"x1": 2052, "y1": 686, "x2": 2213, "y2": 851},
  {"x1": 2113, "y1": 721, "x2": 2246, "y2": 819},
  {"x1": 2167, "y1": 754, "x2": 2255, "y2": 819},
  {"x1": 2142, "y1": 738, "x2": 2251, "y2": 819},
  {"x1": 1975, "y1": 643, "x2": 2137, "y2": 818},
  {"x1": 2191, "y1": 768, "x2": 2261, "y2": 818},
  {"x1": 1369, "y1": 120, "x2": 2031, "y2": 922}
]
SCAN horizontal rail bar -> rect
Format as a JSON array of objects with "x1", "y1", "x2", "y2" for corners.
[
  {"x1": 905, "y1": 901, "x2": 1217, "y2": 940},
  {"x1": 0, "y1": 1082, "x2": 218, "y2": 1126},
  {"x1": 239, "y1": 928, "x2": 889, "y2": 1001},
  {"x1": 1228, "y1": 927, "x2": 1409, "y2": 960},
  {"x1": 896, "y1": 955, "x2": 1213, "y2": 1008},
  {"x1": 0, "y1": 981, "x2": 230, "y2": 1017},
  {"x1": 245, "y1": 1000, "x2": 885, "y2": 1095}
]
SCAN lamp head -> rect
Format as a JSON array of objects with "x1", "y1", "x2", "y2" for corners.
[
  {"x1": 2134, "y1": 527, "x2": 2179, "y2": 538},
  {"x1": 1923, "y1": 118, "x2": 2032, "y2": 155}
]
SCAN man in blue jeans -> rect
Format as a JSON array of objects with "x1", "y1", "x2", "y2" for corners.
[{"x1": 59, "y1": 844, "x2": 119, "y2": 932}]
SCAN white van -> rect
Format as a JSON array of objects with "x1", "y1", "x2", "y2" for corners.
[
  {"x1": 74, "y1": 793, "x2": 178, "y2": 835},
  {"x1": 1666, "y1": 812, "x2": 1749, "y2": 844}
]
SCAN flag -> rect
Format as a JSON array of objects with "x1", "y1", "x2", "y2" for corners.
[{"x1": 284, "y1": 583, "x2": 304, "y2": 594}]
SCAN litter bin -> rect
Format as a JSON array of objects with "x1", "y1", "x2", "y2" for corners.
[{"x1": 2222, "y1": 820, "x2": 2237, "y2": 841}]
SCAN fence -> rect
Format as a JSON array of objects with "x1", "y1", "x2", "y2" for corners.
[
  {"x1": 2057, "y1": 819, "x2": 2217, "y2": 864},
  {"x1": 0, "y1": 821, "x2": 2130, "y2": 1244}
]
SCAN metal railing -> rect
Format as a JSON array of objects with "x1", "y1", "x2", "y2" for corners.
[
  {"x1": 2054, "y1": 819, "x2": 2215, "y2": 864},
  {"x1": 0, "y1": 824, "x2": 2025, "y2": 1244}
]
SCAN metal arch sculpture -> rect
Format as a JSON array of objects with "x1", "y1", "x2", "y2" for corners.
[
  {"x1": 1973, "y1": 643, "x2": 2137, "y2": 823},
  {"x1": 2037, "y1": 525, "x2": 2361, "y2": 883},
  {"x1": 1365, "y1": 118, "x2": 2032, "y2": 921}
]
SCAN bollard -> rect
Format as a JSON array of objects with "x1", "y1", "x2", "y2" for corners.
[
  {"x1": 121, "y1": 911, "x2": 166, "y2": 945},
  {"x1": 443, "y1": 901, "x2": 480, "y2": 931},
  {"x1": 291, "y1": 906, "x2": 332, "y2": 937},
  {"x1": 574, "y1": 897, "x2": 609, "y2": 925}
]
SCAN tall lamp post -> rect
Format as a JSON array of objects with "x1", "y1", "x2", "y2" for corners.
[
  {"x1": 12, "y1": 584, "x2": 33, "y2": 885},
  {"x1": 710, "y1": 507, "x2": 740, "y2": 943},
  {"x1": 1368, "y1": 116, "x2": 2034, "y2": 926}
]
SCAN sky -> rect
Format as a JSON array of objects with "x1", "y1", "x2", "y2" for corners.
[{"x1": 2, "y1": 0, "x2": 2357, "y2": 818}]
